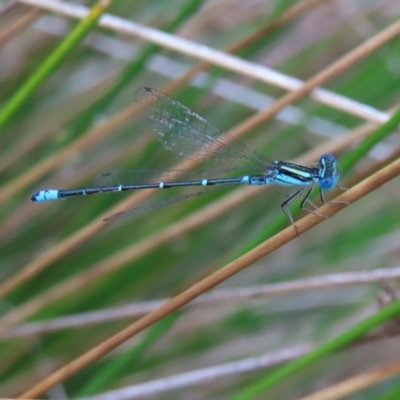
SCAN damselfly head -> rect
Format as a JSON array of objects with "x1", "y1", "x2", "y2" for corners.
[{"x1": 318, "y1": 154, "x2": 339, "y2": 190}]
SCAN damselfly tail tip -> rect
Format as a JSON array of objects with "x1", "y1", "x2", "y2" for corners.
[
  {"x1": 30, "y1": 189, "x2": 59, "y2": 202},
  {"x1": 31, "y1": 191, "x2": 40, "y2": 202}
]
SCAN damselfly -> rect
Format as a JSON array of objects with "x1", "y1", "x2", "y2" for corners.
[{"x1": 31, "y1": 87, "x2": 341, "y2": 232}]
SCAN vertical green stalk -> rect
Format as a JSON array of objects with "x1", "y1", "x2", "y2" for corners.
[
  {"x1": 231, "y1": 298, "x2": 400, "y2": 400},
  {"x1": 0, "y1": 0, "x2": 114, "y2": 131}
]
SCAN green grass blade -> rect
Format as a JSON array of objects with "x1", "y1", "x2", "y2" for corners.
[
  {"x1": 231, "y1": 297, "x2": 400, "y2": 400},
  {"x1": 0, "y1": 0, "x2": 113, "y2": 131},
  {"x1": 339, "y1": 106, "x2": 400, "y2": 172}
]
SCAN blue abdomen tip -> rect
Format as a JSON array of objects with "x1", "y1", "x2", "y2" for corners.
[{"x1": 31, "y1": 190, "x2": 59, "y2": 202}]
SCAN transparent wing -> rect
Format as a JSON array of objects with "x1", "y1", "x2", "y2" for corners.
[
  {"x1": 92, "y1": 167, "x2": 268, "y2": 186},
  {"x1": 103, "y1": 183, "x2": 239, "y2": 222},
  {"x1": 135, "y1": 87, "x2": 271, "y2": 167}
]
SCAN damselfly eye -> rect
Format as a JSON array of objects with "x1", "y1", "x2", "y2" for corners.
[{"x1": 319, "y1": 176, "x2": 336, "y2": 190}]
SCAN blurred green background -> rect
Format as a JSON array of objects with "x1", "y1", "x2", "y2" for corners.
[{"x1": 1, "y1": 0, "x2": 400, "y2": 398}]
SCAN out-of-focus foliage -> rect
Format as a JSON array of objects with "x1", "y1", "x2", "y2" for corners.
[{"x1": 1, "y1": 1, "x2": 400, "y2": 399}]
